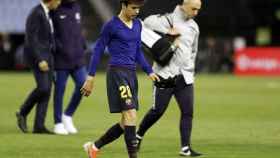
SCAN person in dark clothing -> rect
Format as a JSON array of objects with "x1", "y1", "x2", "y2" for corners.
[
  {"x1": 136, "y1": 0, "x2": 202, "y2": 156},
  {"x1": 16, "y1": 0, "x2": 61, "y2": 134},
  {"x1": 51, "y1": 0, "x2": 87, "y2": 135},
  {"x1": 81, "y1": 0, "x2": 159, "y2": 158}
]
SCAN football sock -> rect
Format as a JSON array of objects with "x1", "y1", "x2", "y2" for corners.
[
  {"x1": 94, "y1": 123, "x2": 124, "y2": 149},
  {"x1": 124, "y1": 126, "x2": 137, "y2": 158}
]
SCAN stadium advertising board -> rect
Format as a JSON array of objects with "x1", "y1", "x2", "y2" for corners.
[{"x1": 234, "y1": 47, "x2": 280, "y2": 76}]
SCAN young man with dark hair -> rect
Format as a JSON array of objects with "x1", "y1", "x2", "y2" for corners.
[
  {"x1": 16, "y1": 0, "x2": 61, "y2": 134},
  {"x1": 51, "y1": 0, "x2": 87, "y2": 135},
  {"x1": 81, "y1": 0, "x2": 158, "y2": 158},
  {"x1": 136, "y1": 0, "x2": 202, "y2": 156}
]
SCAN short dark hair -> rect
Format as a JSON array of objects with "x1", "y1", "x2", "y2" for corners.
[
  {"x1": 42, "y1": 0, "x2": 51, "y2": 3},
  {"x1": 179, "y1": 0, "x2": 184, "y2": 5},
  {"x1": 120, "y1": 0, "x2": 145, "y2": 6},
  {"x1": 61, "y1": 0, "x2": 74, "y2": 4}
]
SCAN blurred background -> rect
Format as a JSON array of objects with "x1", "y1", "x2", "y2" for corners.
[
  {"x1": 1, "y1": 0, "x2": 280, "y2": 75},
  {"x1": 1, "y1": 2, "x2": 279, "y2": 158}
]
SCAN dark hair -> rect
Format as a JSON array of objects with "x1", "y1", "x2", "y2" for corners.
[
  {"x1": 42, "y1": 0, "x2": 52, "y2": 3},
  {"x1": 120, "y1": 0, "x2": 145, "y2": 6},
  {"x1": 120, "y1": 0, "x2": 128, "y2": 6},
  {"x1": 61, "y1": 0, "x2": 74, "y2": 4},
  {"x1": 178, "y1": 0, "x2": 184, "y2": 5}
]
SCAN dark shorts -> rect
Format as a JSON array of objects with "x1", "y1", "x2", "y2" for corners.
[{"x1": 106, "y1": 67, "x2": 139, "y2": 113}]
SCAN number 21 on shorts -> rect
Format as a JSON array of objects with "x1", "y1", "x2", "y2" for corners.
[{"x1": 119, "y1": 85, "x2": 132, "y2": 98}]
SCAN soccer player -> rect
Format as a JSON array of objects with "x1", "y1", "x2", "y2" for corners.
[
  {"x1": 80, "y1": 0, "x2": 159, "y2": 158},
  {"x1": 136, "y1": 0, "x2": 202, "y2": 156}
]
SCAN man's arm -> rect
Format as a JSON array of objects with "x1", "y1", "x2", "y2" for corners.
[
  {"x1": 144, "y1": 14, "x2": 172, "y2": 34},
  {"x1": 177, "y1": 25, "x2": 200, "y2": 70},
  {"x1": 26, "y1": 10, "x2": 50, "y2": 71},
  {"x1": 192, "y1": 31, "x2": 199, "y2": 54},
  {"x1": 26, "y1": 11, "x2": 44, "y2": 63}
]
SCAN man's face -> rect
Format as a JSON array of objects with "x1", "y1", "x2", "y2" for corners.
[
  {"x1": 48, "y1": 0, "x2": 61, "y2": 10},
  {"x1": 181, "y1": 0, "x2": 201, "y2": 19},
  {"x1": 123, "y1": 3, "x2": 142, "y2": 19}
]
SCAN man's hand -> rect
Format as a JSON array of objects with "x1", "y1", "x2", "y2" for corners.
[
  {"x1": 148, "y1": 73, "x2": 160, "y2": 82},
  {"x1": 167, "y1": 27, "x2": 180, "y2": 36},
  {"x1": 173, "y1": 38, "x2": 180, "y2": 48},
  {"x1": 38, "y1": 60, "x2": 49, "y2": 72},
  {"x1": 80, "y1": 75, "x2": 95, "y2": 97}
]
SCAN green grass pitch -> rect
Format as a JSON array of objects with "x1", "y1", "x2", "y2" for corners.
[{"x1": 0, "y1": 71, "x2": 279, "y2": 158}]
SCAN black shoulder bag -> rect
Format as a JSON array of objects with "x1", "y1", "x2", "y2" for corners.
[{"x1": 143, "y1": 14, "x2": 179, "y2": 67}]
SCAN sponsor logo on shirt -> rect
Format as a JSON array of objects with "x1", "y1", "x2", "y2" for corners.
[{"x1": 60, "y1": 15, "x2": 67, "y2": 19}]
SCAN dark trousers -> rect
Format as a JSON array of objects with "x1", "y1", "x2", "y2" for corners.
[
  {"x1": 19, "y1": 67, "x2": 53, "y2": 130},
  {"x1": 138, "y1": 75, "x2": 194, "y2": 147},
  {"x1": 53, "y1": 66, "x2": 86, "y2": 123}
]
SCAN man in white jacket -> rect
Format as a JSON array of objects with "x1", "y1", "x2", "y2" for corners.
[{"x1": 137, "y1": 0, "x2": 202, "y2": 156}]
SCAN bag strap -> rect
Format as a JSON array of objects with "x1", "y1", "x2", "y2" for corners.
[{"x1": 164, "y1": 14, "x2": 173, "y2": 28}]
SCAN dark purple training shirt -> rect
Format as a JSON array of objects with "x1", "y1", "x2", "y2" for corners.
[{"x1": 88, "y1": 16, "x2": 153, "y2": 76}]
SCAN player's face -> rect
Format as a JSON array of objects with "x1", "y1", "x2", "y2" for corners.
[
  {"x1": 123, "y1": 3, "x2": 142, "y2": 19},
  {"x1": 48, "y1": 0, "x2": 61, "y2": 10},
  {"x1": 181, "y1": 0, "x2": 201, "y2": 19}
]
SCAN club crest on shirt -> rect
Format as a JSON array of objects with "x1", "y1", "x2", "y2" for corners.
[
  {"x1": 75, "y1": 12, "x2": 81, "y2": 23},
  {"x1": 125, "y1": 98, "x2": 132, "y2": 106},
  {"x1": 60, "y1": 15, "x2": 67, "y2": 19}
]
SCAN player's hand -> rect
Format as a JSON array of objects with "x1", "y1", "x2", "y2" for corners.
[
  {"x1": 167, "y1": 27, "x2": 180, "y2": 36},
  {"x1": 148, "y1": 73, "x2": 160, "y2": 82},
  {"x1": 38, "y1": 60, "x2": 49, "y2": 72},
  {"x1": 80, "y1": 76, "x2": 95, "y2": 97}
]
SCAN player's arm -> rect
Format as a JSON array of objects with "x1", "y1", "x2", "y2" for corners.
[
  {"x1": 81, "y1": 22, "x2": 112, "y2": 96},
  {"x1": 81, "y1": 75, "x2": 95, "y2": 97},
  {"x1": 135, "y1": 39, "x2": 160, "y2": 82}
]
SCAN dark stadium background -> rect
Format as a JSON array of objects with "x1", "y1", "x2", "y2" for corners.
[
  {"x1": 1, "y1": 0, "x2": 280, "y2": 72},
  {"x1": 1, "y1": 1, "x2": 280, "y2": 158}
]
